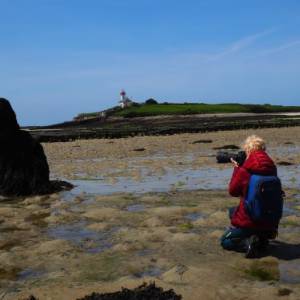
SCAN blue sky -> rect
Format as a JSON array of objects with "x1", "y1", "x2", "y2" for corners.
[{"x1": 1, "y1": 0, "x2": 300, "y2": 125}]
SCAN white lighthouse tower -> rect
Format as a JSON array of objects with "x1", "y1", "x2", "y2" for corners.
[
  {"x1": 120, "y1": 89, "x2": 126, "y2": 103},
  {"x1": 119, "y1": 89, "x2": 133, "y2": 109}
]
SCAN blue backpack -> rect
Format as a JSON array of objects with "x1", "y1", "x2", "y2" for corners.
[{"x1": 245, "y1": 174, "x2": 283, "y2": 225}]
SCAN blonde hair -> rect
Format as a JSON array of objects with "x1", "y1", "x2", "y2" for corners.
[{"x1": 242, "y1": 135, "x2": 266, "y2": 154}]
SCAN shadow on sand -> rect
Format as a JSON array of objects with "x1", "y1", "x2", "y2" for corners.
[{"x1": 267, "y1": 241, "x2": 300, "y2": 260}]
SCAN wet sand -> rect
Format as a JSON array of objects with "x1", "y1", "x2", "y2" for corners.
[{"x1": 1, "y1": 127, "x2": 300, "y2": 299}]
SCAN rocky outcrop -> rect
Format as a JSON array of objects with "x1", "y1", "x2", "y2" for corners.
[{"x1": 0, "y1": 98, "x2": 71, "y2": 197}]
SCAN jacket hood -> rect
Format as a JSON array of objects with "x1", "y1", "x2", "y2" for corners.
[
  {"x1": 0, "y1": 98, "x2": 20, "y2": 133},
  {"x1": 243, "y1": 150, "x2": 276, "y2": 175}
]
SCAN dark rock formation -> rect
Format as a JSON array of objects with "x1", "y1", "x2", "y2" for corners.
[
  {"x1": 29, "y1": 114, "x2": 300, "y2": 143},
  {"x1": 213, "y1": 144, "x2": 240, "y2": 150},
  {"x1": 77, "y1": 283, "x2": 181, "y2": 300},
  {"x1": 277, "y1": 161, "x2": 294, "y2": 166},
  {"x1": 133, "y1": 148, "x2": 146, "y2": 152},
  {"x1": 22, "y1": 296, "x2": 38, "y2": 300},
  {"x1": 191, "y1": 139, "x2": 213, "y2": 144},
  {"x1": 278, "y1": 288, "x2": 293, "y2": 296},
  {"x1": 0, "y1": 98, "x2": 71, "y2": 197}
]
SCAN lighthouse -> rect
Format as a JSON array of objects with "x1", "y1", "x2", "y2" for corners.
[
  {"x1": 120, "y1": 89, "x2": 126, "y2": 102},
  {"x1": 119, "y1": 89, "x2": 133, "y2": 109}
]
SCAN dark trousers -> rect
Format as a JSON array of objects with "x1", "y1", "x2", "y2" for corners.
[
  {"x1": 221, "y1": 207, "x2": 276, "y2": 252},
  {"x1": 220, "y1": 227, "x2": 257, "y2": 251}
]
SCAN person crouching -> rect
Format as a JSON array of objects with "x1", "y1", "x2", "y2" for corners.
[{"x1": 220, "y1": 135, "x2": 283, "y2": 258}]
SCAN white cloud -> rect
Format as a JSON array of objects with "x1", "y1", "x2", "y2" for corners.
[
  {"x1": 259, "y1": 40, "x2": 300, "y2": 56},
  {"x1": 207, "y1": 29, "x2": 275, "y2": 61}
]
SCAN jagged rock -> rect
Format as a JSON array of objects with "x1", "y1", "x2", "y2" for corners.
[{"x1": 0, "y1": 98, "x2": 72, "y2": 197}]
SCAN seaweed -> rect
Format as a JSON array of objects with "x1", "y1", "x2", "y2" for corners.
[{"x1": 77, "y1": 283, "x2": 181, "y2": 300}]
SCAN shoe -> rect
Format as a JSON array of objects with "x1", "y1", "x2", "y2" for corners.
[
  {"x1": 245, "y1": 235, "x2": 260, "y2": 258},
  {"x1": 257, "y1": 238, "x2": 269, "y2": 250}
]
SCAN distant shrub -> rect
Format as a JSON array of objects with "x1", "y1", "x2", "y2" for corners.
[
  {"x1": 113, "y1": 105, "x2": 121, "y2": 110},
  {"x1": 123, "y1": 111, "x2": 140, "y2": 118},
  {"x1": 76, "y1": 112, "x2": 98, "y2": 119},
  {"x1": 131, "y1": 102, "x2": 141, "y2": 107},
  {"x1": 145, "y1": 98, "x2": 158, "y2": 105},
  {"x1": 246, "y1": 105, "x2": 269, "y2": 113},
  {"x1": 182, "y1": 108, "x2": 198, "y2": 115}
]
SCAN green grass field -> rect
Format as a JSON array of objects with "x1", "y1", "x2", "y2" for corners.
[
  {"x1": 76, "y1": 103, "x2": 300, "y2": 119},
  {"x1": 115, "y1": 103, "x2": 300, "y2": 118}
]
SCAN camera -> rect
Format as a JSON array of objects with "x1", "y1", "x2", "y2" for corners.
[{"x1": 216, "y1": 150, "x2": 246, "y2": 166}]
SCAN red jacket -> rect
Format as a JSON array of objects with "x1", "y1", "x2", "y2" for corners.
[{"x1": 229, "y1": 150, "x2": 277, "y2": 229}]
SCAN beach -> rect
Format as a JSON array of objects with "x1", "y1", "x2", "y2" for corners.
[{"x1": 1, "y1": 127, "x2": 300, "y2": 299}]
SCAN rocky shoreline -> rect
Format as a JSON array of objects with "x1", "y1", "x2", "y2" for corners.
[{"x1": 27, "y1": 113, "x2": 300, "y2": 143}]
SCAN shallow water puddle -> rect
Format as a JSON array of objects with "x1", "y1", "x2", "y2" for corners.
[
  {"x1": 280, "y1": 260, "x2": 300, "y2": 284},
  {"x1": 136, "y1": 249, "x2": 156, "y2": 257},
  {"x1": 17, "y1": 269, "x2": 45, "y2": 281},
  {"x1": 184, "y1": 212, "x2": 205, "y2": 221},
  {"x1": 126, "y1": 204, "x2": 146, "y2": 212},
  {"x1": 133, "y1": 266, "x2": 162, "y2": 278},
  {"x1": 47, "y1": 222, "x2": 115, "y2": 253},
  {"x1": 283, "y1": 206, "x2": 299, "y2": 217},
  {"x1": 270, "y1": 145, "x2": 300, "y2": 157},
  {"x1": 66, "y1": 165, "x2": 300, "y2": 195},
  {"x1": 68, "y1": 167, "x2": 231, "y2": 195}
]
